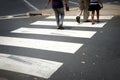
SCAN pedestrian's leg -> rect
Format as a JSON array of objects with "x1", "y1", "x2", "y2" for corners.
[
  {"x1": 83, "y1": 9, "x2": 89, "y2": 21},
  {"x1": 76, "y1": 0, "x2": 84, "y2": 23},
  {"x1": 59, "y1": 8, "x2": 64, "y2": 26},
  {"x1": 58, "y1": 8, "x2": 64, "y2": 29},
  {"x1": 91, "y1": 10, "x2": 95, "y2": 24},
  {"x1": 83, "y1": 0, "x2": 89, "y2": 22},
  {"x1": 76, "y1": 10, "x2": 82, "y2": 23},
  {"x1": 78, "y1": 0, "x2": 83, "y2": 17},
  {"x1": 96, "y1": 10, "x2": 100, "y2": 22},
  {"x1": 53, "y1": 8, "x2": 60, "y2": 27},
  {"x1": 77, "y1": 10, "x2": 82, "y2": 16}
]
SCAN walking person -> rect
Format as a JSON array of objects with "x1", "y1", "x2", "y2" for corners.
[
  {"x1": 45, "y1": 0, "x2": 68, "y2": 29},
  {"x1": 76, "y1": 0, "x2": 90, "y2": 23},
  {"x1": 88, "y1": 0, "x2": 103, "y2": 24}
]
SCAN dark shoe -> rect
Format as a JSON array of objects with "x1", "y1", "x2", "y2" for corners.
[
  {"x1": 96, "y1": 20, "x2": 100, "y2": 23},
  {"x1": 57, "y1": 27, "x2": 64, "y2": 29},
  {"x1": 60, "y1": 26, "x2": 64, "y2": 29},
  {"x1": 76, "y1": 16, "x2": 80, "y2": 23},
  {"x1": 84, "y1": 20, "x2": 90, "y2": 22},
  {"x1": 92, "y1": 22, "x2": 95, "y2": 25},
  {"x1": 57, "y1": 27, "x2": 61, "y2": 29},
  {"x1": 57, "y1": 24, "x2": 64, "y2": 29}
]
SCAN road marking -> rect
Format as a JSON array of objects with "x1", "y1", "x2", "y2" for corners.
[
  {"x1": 0, "y1": 36, "x2": 83, "y2": 54},
  {"x1": 31, "y1": 16, "x2": 113, "y2": 28},
  {"x1": 11, "y1": 27, "x2": 96, "y2": 38},
  {"x1": 46, "y1": 16, "x2": 113, "y2": 20},
  {"x1": 31, "y1": 21, "x2": 107, "y2": 28},
  {"x1": 0, "y1": 53, "x2": 63, "y2": 79},
  {"x1": 23, "y1": 0, "x2": 39, "y2": 11}
]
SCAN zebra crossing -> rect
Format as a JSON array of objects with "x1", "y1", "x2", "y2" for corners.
[{"x1": 0, "y1": 16, "x2": 113, "y2": 79}]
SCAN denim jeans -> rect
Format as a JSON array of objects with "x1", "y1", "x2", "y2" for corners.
[{"x1": 53, "y1": 8, "x2": 64, "y2": 27}]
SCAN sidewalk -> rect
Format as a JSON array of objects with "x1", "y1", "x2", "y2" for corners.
[
  {"x1": 43, "y1": 3, "x2": 120, "y2": 16},
  {"x1": 1, "y1": 3, "x2": 119, "y2": 19},
  {"x1": 66, "y1": 3, "x2": 120, "y2": 16}
]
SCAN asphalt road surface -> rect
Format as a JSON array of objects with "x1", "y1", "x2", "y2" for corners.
[{"x1": 0, "y1": 0, "x2": 120, "y2": 80}]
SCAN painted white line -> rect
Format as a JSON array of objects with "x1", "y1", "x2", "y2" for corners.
[
  {"x1": 69, "y1": 1, "x2": 79, "y2": 5},
  {"x1": 0, "y1": 16, "x2": 29, "y2": 20},
  {"x1": 11, "y1": 27, "x2": 96, "y2": 38},
  {"x1": 0, "y1": 53, "x2": 63, "y2": 79},
  {"x1": 30, "y1": 20, "x2": 106, "y2": 28},
  {"x1": 46, "y1": 16, "x2": 113, "y2": 20},
  {"x1": 0, "y1": 36, "x2": 83, "y2": 54},
  {"x1": 23, "y1": 0, "x2": 39, "y2": 11}
]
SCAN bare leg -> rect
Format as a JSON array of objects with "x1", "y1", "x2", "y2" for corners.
[
  {"x1": 91, "y1": 10, "x2": 95, "y2": 24},
  {"x1": 83, "y1": 0, "x2": 89, "y2": 21},
  {"x1": 83, "y1": 9, "x2": 89, "y2": 21},
  {"x1": 96, "y1": 10, "x2": 99, "y2": 22},
  {"x1": 77, "y1": 10, "x2": 82, "y2": 17}
]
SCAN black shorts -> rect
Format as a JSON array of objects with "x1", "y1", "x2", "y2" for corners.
[{"x1": 88, "y1": 4, "x2": 101, "y2": 11}]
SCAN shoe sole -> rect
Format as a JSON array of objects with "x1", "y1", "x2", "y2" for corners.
[{"x1": 76, "y1": 16, "x2": 80, "y2": 23}]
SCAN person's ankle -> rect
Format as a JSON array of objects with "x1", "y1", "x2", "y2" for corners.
[{"x1": 97, "y1": 19, "x2": 99, "y2": 22}]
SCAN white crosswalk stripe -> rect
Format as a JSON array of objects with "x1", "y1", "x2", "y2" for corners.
[
  {"x1": 31, "y1": 16, "x2": 113, "y2": 28},
  {"x1": 31, "y1": 21, "x2": 107, "y2": 28},
  {"x1": 46, "y1": 16, "x2": 113, "y2": 20},
  {"x1": 0, "y1": 36, "x2": 83, "y2": 54},
  {"x1": 0, "y1": 53, "x2": 63, "y2": 79},
  {"x1": 11, "y1": 27, "x2": 96, "y2": 38},
  {"x1": 0, "y1": 15, "x2": 113, "y2": 79}
]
